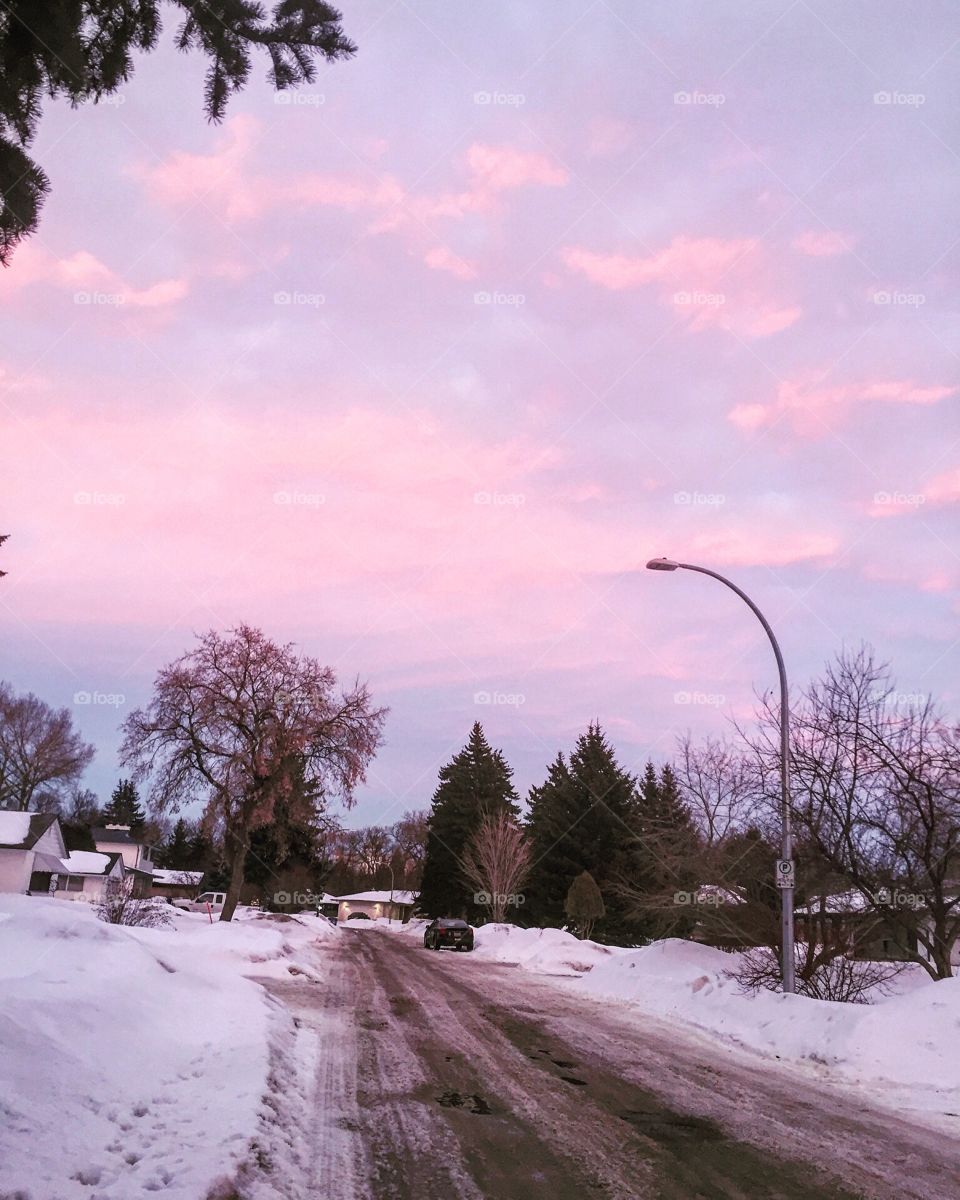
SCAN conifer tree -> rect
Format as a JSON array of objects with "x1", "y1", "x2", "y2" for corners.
[
  {"x1": 417, "y1": 723, "x2": 519, "y2": 921},
  {"x1": 525, "y1": 723, "x2": 641, "y2": 941},
  {"x1": 101, "y1": 778, "x2": 146, "y2": 832},
  {"x1": 564, "y1": 871, "x2": 605, "y2": 939},
  {"x1": 0, "y1": 2, "x2": 356, "y2": 264},
  {"x1": 157, "y1": 817, "x2": 192, "y2": 869}
]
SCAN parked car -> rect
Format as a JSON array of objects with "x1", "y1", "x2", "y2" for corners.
[{"x1": 424, "y1": 918, "x2": 474, "y2": 951}]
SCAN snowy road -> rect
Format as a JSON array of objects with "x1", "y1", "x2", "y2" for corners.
[{"x1": 257, "y1": 928, "x2": 960, "y2": 1200}]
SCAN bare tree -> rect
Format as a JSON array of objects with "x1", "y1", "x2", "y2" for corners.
[
  {"x1": 459, "y1": 810, "x2": 531, "y2": 923},
  {"x1": 746, "y1": 646, "x2": 960, "y2": 980},
  {"x1": 120, "y1": 625, "x2": 387, "y2": 921},
  {"x1": 392, "y1": 809, "x2": 429, "y2": 887},
  {"x1": 676, "y1": 733, "x2": 759, "y2": 847},
  {"x1": 0, "y1": 682, "x2": 95, "y2": 810}
]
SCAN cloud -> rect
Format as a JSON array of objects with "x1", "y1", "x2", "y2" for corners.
[
  {"x1": 464, "y1": 143, "x2": 568, "y2": 191},
  {"x1": 730, "y1": 376, "x2": 956, "y2": 435},
  {"x1": 0, "y1": 246, "x2": 188, "y2": 309},
  {"x1": 424, "y1": 245, "x2": 477, "y2": 280},
  {"x1": 561, "y1": 236, "x2": 753, "y2": 291},
  {"x1": 792, "y1": 230, "x2": 853, "y2": 257}
]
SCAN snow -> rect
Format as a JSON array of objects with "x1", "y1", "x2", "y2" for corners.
[
  {"x1": 0, "y1": 895, "x2": 340, "y2": 1199},
  {"x1": 472, "y1": 922, "x2": 628, "y2": 975},
  {"x1": 0, "y1": 810, "x2": 32, "y2": 847},
  {"x1": 59, "y1": 850, "x2": 113, "y2": 875},
  {"x1": 332, "y1": 889, "x2": 416, "y2": 905},
  {"x1": 152, "y1": 869, "x2": 204, "y2": 885}
]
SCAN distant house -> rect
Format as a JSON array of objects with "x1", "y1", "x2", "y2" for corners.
[
  {"x1": 333, "y1": 890, "x2": 417, "y2": 923},
  {"x1": 151, "y1": 868, "x2": 203, "y2": 902},
  {"x1": 795, "y1": 890, "x2": 960, "y2": 967},
  {"x1": 0, "y1": 811, "x2": 67, "y2": 895},
  {"x1": 91, "y1": 825, "x2": 155, "y2": 898},
  {"x1": 55, "y1": 850, "x2": 125, "y2": 902}
]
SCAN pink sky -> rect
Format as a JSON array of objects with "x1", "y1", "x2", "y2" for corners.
[{"x1": 2, "y1": 2, "x2": 959, "y2": 824}]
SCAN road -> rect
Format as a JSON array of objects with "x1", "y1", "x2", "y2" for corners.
[{"x1": 255, "y1": 927, "x2": 960, "y2": 1200}]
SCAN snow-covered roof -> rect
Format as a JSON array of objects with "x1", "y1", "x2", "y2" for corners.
[
  {"x1": 334, "y1": 890, "x2": 417, "y2": 906},
  {"x1": 0, "y1": 811, "x2": 57, "y2": 850},
  {"x1": 59, "y1": 851, "x2": 119, "y2": 877},
  {"x1": 152, "y1": 869, "x2": 203, "y2": 885},
  {"x1": 696, "y1": 884, "x2": 746, "y2": 906}
]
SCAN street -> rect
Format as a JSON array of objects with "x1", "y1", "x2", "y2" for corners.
[{"x1": 255, "y1": 928, "x2": 959, "y2": 1200}]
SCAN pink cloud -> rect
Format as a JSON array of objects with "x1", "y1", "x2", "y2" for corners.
[
  {"x1": 424, "y1": 245, "x2": 477, "y2": 280},
  {"x1": 562, "y1": 236, "x2": 753, "y2": 291},
  {"x1": 730, "y1": 376, "x2": 956, "y2": 435},
  {"x1": 465, "y1": 144, "x2": 568, "y2": 191},
  {"x1": 924, "y1": 467, "x2": 960, "y2": 508},
  {"x1": 792, "y1": 230, "x2": 853, "y2": 257},
  {"x1": 0, "y1": 246, "x2": 188, "y2": 309}
]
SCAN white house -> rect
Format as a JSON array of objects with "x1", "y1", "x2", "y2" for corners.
[
  {"x1": 334, "y1": 890, "x2": 417, "y2": 923},
  {"x1": 54, "y1": 850, "x2": 125, "y2": 902},
  {"x1": 92, "y1": 825, "x2": 155, "y2": 897},
  {"x1": 0, "y1": 811, "x2": 67, "y2": 894}
]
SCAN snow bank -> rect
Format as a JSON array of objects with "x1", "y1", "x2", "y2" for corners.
[
  {"x1": 472, "y1": 923, "x2": 626, "y2": 975},
  {"x1": 577, "y1": 939, "x2": 960, "y2": 1114},
  {"x1": 0, "y1": 897, "x2": 338, "y2": 1199}
]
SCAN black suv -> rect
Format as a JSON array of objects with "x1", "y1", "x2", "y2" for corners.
[{"x1": 423, "y1": 918, "x2": 474, "y2": 951}]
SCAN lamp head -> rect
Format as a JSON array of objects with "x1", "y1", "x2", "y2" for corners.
[{"x1": 646, "y1": 557, "x2": 680, "y2": 572}]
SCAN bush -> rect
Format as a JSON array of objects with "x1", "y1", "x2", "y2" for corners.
[
  {"x1": 97, "y1": 878, "x2": 172, "y2": 928},
  {"x1": 731, "y1": 945, "x2": 905, "y2": 1003}
]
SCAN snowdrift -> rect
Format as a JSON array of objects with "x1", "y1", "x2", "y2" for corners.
[{"x1": 0, "y1": 897, "x2": 338, "y2": 1200}]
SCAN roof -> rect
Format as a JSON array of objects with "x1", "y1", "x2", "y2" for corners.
[
  {"x1": 0, "y1": 811, "x2": 58, "y2": 850},
  {"x1": 91, "y1": 826, "x2": 142, "y2": 846},
  {"x1": 59, "y1": 850, "x2": 123, "y2": 877},
  {"x1": 333, "y1": 890, "x2": 417, "y2": 905},
  {"x1": 152, "y1": 869, "x2": 203, "y2": 885}
]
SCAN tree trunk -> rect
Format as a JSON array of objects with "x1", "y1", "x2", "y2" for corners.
[{"x1": 220, "y1": 833, "x2": 248, "y2": 922}]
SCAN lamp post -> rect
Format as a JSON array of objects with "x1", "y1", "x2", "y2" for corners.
[{"x1": 646, "y1": 557, "x2": 796, "y2": 994}]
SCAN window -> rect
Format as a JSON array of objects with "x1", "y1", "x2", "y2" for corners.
[{"x1": 58, "y1": 875, "x2": 84, "y2": 892}]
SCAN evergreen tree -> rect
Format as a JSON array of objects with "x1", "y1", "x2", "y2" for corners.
[
  {"x1": 157, "y1": 817, "x2": 192, "y2": 868},
  {"x1": 0, "y1": 2, "x2": 356, "y2": 264},
  {"x1": 417, "y1": 723, "x2": 519, "y2": 921},
  {"x1": 564, "y1": 871, "x2": 605, "y2": 939},
  {"x1": 101, "y1": 778, "x2": 146, "y2": 832},
  {"x1": 625, "y1": 762, "x2": 702, "y2": 939},
  {"x1": 525, "y1": 723, "x2": 641, "y2": 942}
]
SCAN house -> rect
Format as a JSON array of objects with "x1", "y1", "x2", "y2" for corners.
[
  {"x1": 54, "y1": 850, "x2": 125, "y2": 902},
  {"x1": 0, "y1": 811, "x2": 68, "y2": 895},
  {"x1": 91, "y1": 825, "x2": 155, "y2": 898},
  {"x1": 151, "y1": 868, "x2": 203, "y2": 902},
  {"x1": 795, "y1": 889, "x2": 960, "y2": 967},
  {"x1": 333, "y1": 890, "x2": 417, "y2": 923}
]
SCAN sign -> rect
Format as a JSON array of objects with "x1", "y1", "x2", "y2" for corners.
[{"x1": 776, "y1": 859, "x2": 795, "y2": 889}]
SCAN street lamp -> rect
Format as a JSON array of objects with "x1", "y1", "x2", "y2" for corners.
[{"x1": 645, "y1": 557, "x2": 796, "y2": 994}]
